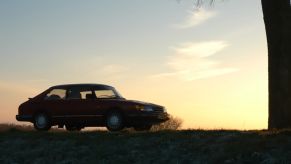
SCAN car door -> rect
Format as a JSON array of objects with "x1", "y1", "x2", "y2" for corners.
[
  {"x1": 94, "y1": 88, "x2": 118, "y2": 115},
  {"x1": 42, "y1": 88, "x2": 71, "y2": 122},
  {"x1": 65, "y1": 87, "x2": 100, "y2": 123}
]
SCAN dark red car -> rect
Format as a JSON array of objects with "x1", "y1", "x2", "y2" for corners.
[{"x1": 16, "y1": 84, "x2": 169, "y2": 131}]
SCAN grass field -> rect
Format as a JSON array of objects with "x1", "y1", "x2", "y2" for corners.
[{"x1": 0, "y1": 124, "x2": 291, "y2": 164}]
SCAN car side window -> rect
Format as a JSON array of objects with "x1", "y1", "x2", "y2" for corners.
[
  {"x1": 45, "y1": 89, "x2": 66, "y2": 100},
  {"x1": 80, "y1": 91, "x2": 94, "y2": 99},
  {"x1": 67, "y1": 88, "x2": 81, "y2": 99},
  {"x1": 67, "y1": 87, "x2": 94, "y2": 100},
  {"x1": 95, "y1": 90, "x2": 115, "y2": 98}
]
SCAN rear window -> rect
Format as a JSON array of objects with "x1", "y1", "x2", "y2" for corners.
[{"x1": 45, "y1": 89, "x2": 66, "y2": 100}]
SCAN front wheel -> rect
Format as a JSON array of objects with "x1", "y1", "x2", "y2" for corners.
[
  {"x1": 33, "y1": 113, "x2": 51, "y2": 131},
  {"x1": 106, "y1": 112, "x2": 124, "y2": 131}
]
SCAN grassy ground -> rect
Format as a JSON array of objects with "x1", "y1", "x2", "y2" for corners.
[{"x1": 0, "y1": 124, "x2": 291, "y2": 164}]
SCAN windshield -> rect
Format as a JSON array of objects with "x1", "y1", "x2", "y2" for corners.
[{"x1": 113, "y1": 88, "x2": 123, "y2": 99}]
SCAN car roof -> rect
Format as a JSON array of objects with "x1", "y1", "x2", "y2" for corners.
[{"x1": 51, "y1": 83, "x2": 113, "y2": 89}]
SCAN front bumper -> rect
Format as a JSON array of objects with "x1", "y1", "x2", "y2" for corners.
[{"x1": 16, "y1": 115, "x2": 33, "y2": 122}]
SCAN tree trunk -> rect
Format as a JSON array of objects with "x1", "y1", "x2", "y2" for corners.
[{"x1": 262, "y1": 0, "x2": 291, "y2": 129}]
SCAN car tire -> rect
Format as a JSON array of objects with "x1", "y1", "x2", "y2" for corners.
[
  {"x1": 33, "y1": 113, "x2": 51, "y2": 131},
  {"x1": 134, "y1": 125, "x2": 152, "y2": 131},
  {"x1": 65, "y1": 125, "x2": 82, "y2": 131},
  {"x1": 106, "y1": 112, "x2": 124, "y2": 131}
]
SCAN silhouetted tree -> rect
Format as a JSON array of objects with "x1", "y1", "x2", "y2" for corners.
[
  {"x1": 195, "y1": 0, "x2": 291, "y2": 129},
  {"x1": 262, "y1": 0, "x2": 291, "y2": 129}
]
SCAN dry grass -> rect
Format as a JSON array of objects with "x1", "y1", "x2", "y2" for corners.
[
  {"x1": 0, "y1": 123, "x2": 64, "y2": 132},
  {"x1": 1, "y1": 124, "x2": 291, "y2": 163},
  {"x1": 151, "y1": 115, "x2": 183, "y2": 131},
  {"x1": 0, "y1": 123, "x2": 34, "y2": 132}
]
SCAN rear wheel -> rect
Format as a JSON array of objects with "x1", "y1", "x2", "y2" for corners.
[
  {"x1": 106, "y1": 112, "x2": 124, "y2": 131},
  {"x1": 134, "y1": 125, "x2": 152, "y2": 131},
  {"x1": 33, "y1": 113, "x2": 51, "y2": 131}
]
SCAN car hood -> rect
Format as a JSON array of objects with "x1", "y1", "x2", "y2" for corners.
[{"x1": 126, "y1": 100, "x2": 164, "y2": 108}]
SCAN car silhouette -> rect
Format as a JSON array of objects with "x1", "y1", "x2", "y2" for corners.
[{"x1": 16, "y1": 84, "x2": 169, "y2": 131}]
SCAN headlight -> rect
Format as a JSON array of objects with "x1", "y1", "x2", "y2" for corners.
[
  {"x1": 142, "y1": 106, "x2": 154, "y2": 112},
  {"x1": 136, "y1": 105, "x2": 154, "y2": 112},
  {"x1": 163, "y1": 108, "x2": 167, "y2": 113}
]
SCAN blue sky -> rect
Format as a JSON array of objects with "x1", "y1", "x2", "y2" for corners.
[{"x1": 0, "y1": 0, "x2": 268, "y2": 129}]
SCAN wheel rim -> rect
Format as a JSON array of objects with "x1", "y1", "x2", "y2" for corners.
[
  {"x1": 35, "y1": 114, "x2": 47, "y2": 129},
  {"x1": 108, "y1": 115, "x2": 121, "y2": 128}
]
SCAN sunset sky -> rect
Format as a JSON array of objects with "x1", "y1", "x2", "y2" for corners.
[{"x1": 0, "y1": 0, "x2": 268, "y2": 129}]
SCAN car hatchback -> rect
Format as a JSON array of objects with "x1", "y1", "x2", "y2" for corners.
[{"x1": 16, "y1": 84, "x2": 169, "y2": 131}]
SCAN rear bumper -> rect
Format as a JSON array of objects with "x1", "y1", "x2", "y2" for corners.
[
  {"x1": 16, "y1": 115, "x2": 33, "y2": 122},
  {"x1": 126, "y1": 113, "x2": 169, "y2": 125}
]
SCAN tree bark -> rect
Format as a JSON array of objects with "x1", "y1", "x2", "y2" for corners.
[{"x1": 262, "y1": 0, "x2": 291, "y2": 129}]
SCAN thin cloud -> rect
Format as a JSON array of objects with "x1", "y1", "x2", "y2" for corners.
[
  {"x1": 153, "y1": 41, "x2": 238, "y2": 81},
  {"x1": 92, "y1": 64, "x2": 129, "y2": 80},
  {"x1": 101, "y1": 64, "x2": 128, "y2": 75},
  {"x1": 174, "y1": 8, "x2": 217, "y2": 29}
]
